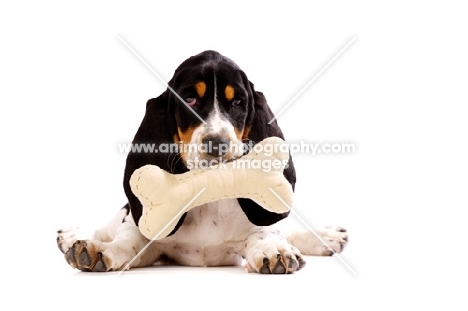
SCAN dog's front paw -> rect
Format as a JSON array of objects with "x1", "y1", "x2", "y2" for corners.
[
  {"x1": 244, "y1": 230, "x2": 306, "y2": 274},
  {"x1": 65, "y1": 240, "x2": 114, "y2": 272},
  {"x1": 57, "y1": 226, "x2": 96, "y2": 254},
  {"x1": 57, "y1": 227, "x2": 114, "y2": 271},
  {"x1": 57, "y1": 227, "x2": 78, "y2": 254}
]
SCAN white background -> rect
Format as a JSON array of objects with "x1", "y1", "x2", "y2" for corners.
[{"x1": 1, "y1": 1, "x2": 467, "y2": 310}]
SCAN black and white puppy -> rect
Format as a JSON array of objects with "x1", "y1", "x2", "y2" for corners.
[{"x1": 57, "y1": 50, "x2": 348, "y2": 273}]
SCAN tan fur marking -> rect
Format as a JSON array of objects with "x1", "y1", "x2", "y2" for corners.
[
  {"x1": 195, "y1": 81, "x2": 206, "y2": 98},
  {"x1": 177, "y1": 128, "x2": 196, "y2": 144},
  {"x1": 177, "y1": 127, "x2": 197, "y2": 164},
  {"x1": 225, "y1": 85, "x2": 235, "y2": 101},
  {"x1": 234, "y1": 126, "x2": 250, "y2": 141},
  {"x1": 234, "y1": 128, "x2": 243, "y2": 140},
  {"x1": 241, "y1": 126, "x2": 250, "y2": 140}
]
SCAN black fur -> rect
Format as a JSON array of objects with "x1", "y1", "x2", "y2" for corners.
[
  {"x1": 123, "y1": 50, "x2": 296, "y2": 235},
  {"x1": 237, "y1": 87, "x2": 295, "y2": 225}
]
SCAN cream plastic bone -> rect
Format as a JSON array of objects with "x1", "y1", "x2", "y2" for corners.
[{"x1": 130, "y1": 137, "x2": 293, "y2": 240}]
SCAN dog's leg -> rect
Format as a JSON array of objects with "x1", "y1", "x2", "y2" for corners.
[
  {"x1": 57, "y1": 205, "x2": 162, "y2": 272},
  {"x1": 286, "y1": 226, "x2": 348, "y2": 256},
  {"x1": 56, "y1": 206, "x2": 130, "y2": 254},
  {"x1": 243, "y1": 227, "x2": 306, "y2": 274}
]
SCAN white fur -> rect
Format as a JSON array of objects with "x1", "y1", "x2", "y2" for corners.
[{"x1": 57, "y1": 200, "x2": 348, "y2": 272}]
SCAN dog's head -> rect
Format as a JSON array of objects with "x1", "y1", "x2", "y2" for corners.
[
  {"x1": 132, "y1": 50, "x2": 290, "y2": 171},
  {"x1": 125, "y1": 50, "x2": 296, "y2": 226},
  {"x1": 167, "y1": 50, "x2": 254, "y2": 165}
]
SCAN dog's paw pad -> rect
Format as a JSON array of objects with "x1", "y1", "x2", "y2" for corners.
[{"x1": 65, "y1": 240, "x2": 113, "y2": 272}]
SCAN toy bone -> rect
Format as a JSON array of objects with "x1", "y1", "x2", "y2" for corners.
[{"x1": 130, "y1": 136, "x2": 293, "y2": 240}]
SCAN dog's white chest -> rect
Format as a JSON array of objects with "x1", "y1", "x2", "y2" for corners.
[{"x1": 155, "y1": 199, "x2": 253, "y2": 266}]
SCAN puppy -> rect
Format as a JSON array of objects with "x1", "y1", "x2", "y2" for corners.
[{"x1": 57, "y1": 50, "x2": 348, "y2": 273}]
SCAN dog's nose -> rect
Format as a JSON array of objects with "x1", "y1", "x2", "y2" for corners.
[{"x1": 202, "y1": 136, "x2": 230, "y2": 158}]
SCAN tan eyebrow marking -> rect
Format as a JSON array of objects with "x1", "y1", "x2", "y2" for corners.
[
  {"x1": 225, "y1": 85, "x2": 235, "y2": 101},
  {"x1": 195, "y1": 81, "x2": 206, "y2": 98}
]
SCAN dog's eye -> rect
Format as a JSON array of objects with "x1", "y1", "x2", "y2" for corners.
[
  {"x1": 231, "y1": 99, "x2": 242, "y2": 108},
  {"x1": 186, "y1": 98, "x2": 197, "y2": 107}
]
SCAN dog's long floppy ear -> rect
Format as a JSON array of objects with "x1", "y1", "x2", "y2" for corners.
[
  {"x1": 237, "y1": 82, "x2": 296, "y2": 226},
  {"x1": 123, "y1": 90, "x2": 189, "y2": 228}
]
